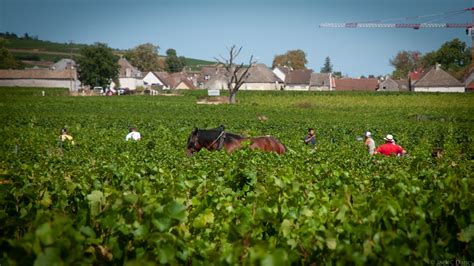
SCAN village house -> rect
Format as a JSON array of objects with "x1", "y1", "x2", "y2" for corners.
[
  {"x1": 110, "y1": 58, "x2": 143, "y2": 90},
  {"x1": 412, "y1": 64, "x2": 464, "y2": 92},
  {"x1": 284, "y1": 69, "x2": 312, "y2": 90},
  {"x1": 377, "y1": 77, "x2": 410, "y2": 92},
  {"x1": 197, "y1": 66, "x2": 227, "y2": 88},
  {"x1": 238, "y1": 64, "x2": 282, "y2": 91},
  {"x1": 50, "y1": 59, "x2": 76, "y2": 71},
  {"x1": 463, "y1": 70, "x2": 474, "y2": 92},
  {"x1": 309, "y1": 73, "x2": 334, "y2": 91},
  {"x1": 143, "y1": 71, "x2": 196, "y2": 90},
  {"x1": 334, "y1": 78, "x2": 379, "y2": 91},
  {"x1": 272, "y1": 66, "x2": 291, "y2": 83},
  {"x1": 0, "y1": 69, "x2": 79, "y2": 90}
]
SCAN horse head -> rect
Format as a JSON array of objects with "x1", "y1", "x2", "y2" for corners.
[
  {"x1": 186, "y1": 127, "x2": 201, "y2": 156},
  {"x1": 186, "y1": 125, "x2": 226, "y2": 156}
]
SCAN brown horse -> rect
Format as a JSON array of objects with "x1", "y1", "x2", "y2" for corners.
[{"x1": 186, "y1": 125, "x2": 286, "y2": 156}]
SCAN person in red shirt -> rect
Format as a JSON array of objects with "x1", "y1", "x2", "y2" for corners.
[{"x1": 374, "y1": 134, "x2": 407, "y2": 157}]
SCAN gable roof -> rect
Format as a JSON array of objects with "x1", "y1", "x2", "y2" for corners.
[
  {"x1": 335, "y1": 78, "x2": 378, "y2": 91},
  {"x1": 51, "y1": 58, "x2": 76, "y2": 70},
  {"x1": 241, "y1": 64, "x2": 281, "y2": 83},
  {"x1": 413, "y1": 65, "x2": 463, "y2": 87},
  {"x1": 0, "y1": 69, "x2": 77, "y2": 80},
  {"x1": 152, "y1": 71, "x2": 196, "y2": 89},
  {"x1": 118, "y1": 58, "x2": 142, "y2": 78},
  {"x1": 285, "y1": 69, "x2": 312, "y2": 85},
  {"x1": 275, "y1": 66, "x2": 292, "y2": 74},
  {"x1": 309, "y1": 73, "x2": 331, "y2": 87}
]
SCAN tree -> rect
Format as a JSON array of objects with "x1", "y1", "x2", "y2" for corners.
[
  {"x1": 421, "y1": 38, "x2": 470, "y2": 80},
  {"x1": 272, "y1": 49, "x2": 308, "y2": 70},
  {"x1": 389, "y1": 50, "x2": 421, "y2": 79},
  {"x1": 165, "y1": 48, "x2": 186, "y2": 73},
  {"x1": 77, "y1": 43, "x2": 120, "y2": 89},
  {"x1": 320, "y1": 56, "x2": 333, "y2": 73},
  {"x1": 124, "y1": 43, "x2": 163, "y2": 72},
  {"x1": 0, "y1": 38, "x2": 23, "y2": 69},
  {"x1": 216, "y1": 45, "x2": 256, "y2": 104}
]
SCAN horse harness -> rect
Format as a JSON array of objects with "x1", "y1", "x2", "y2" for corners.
[{"x1": 204, "y1": 130, "x2": 226, "y2": 150}]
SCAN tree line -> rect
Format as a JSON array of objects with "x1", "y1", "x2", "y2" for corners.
[{"x1": 390, "y1": 38, "x2": 470, "y2": 80}]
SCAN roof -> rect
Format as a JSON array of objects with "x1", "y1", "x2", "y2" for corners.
[
  {"x1": 51, "y1": 58, "x2": 76, "y2": 71},
  {"x1": 118, "y1": 58, "x2": 142, "y2": 78},
  {"x1": 198, "y1": 65, "x2": 226, "y2": 82},
  {"x1": 309, "y1": 73, "x2": 331, "y2": 87},
  {"x1": 413, "y1": 65, "x2": 463, "y2": 88},
  {"x1": 0, "y1": 69, "x2": 77, "y2": 80},
  {"x1": 275, "y1": 66, "x2": 291, "y2": 74},
  {"x1": 334, "y1": 78, "x2": 378, "y2": 91},
  {"x1": 409, "y1": 69, "x2": 424, "y2": 81},
  {"x1": 285, "y1": 69, "x2": 312, "y2": 85},
  {"x1": 152, "y1": 71, "x2": 196, "y2": 89},
  {"x1": 243, "y1": 64, "x2": 282, "y2": 83}
]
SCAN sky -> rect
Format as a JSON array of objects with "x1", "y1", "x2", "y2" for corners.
[{"x1": 0, "y1": 0, "x2": 472, "y2": 77}]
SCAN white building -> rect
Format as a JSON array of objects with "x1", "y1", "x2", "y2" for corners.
[
  {"x1": 110, "y1": 58, "x2": 143, "y2": 90},
  {"x1": 0, "y1": 69, "x2": 79, "y2": 91},
  {"x1": 412, "y1": 64, "x2": 464, "y2": 93}
]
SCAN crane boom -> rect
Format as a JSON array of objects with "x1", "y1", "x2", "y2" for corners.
[{"x1": 319, "y1": 23, "x2": 472, "y2": 29}]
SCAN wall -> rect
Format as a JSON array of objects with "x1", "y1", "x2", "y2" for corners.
[
  {"x1": 0, "y1": 79, "x2": 75, "y2": 90},
  {"x1": 239, "y1": 82, "x2": 281, "y2": 91},
  {"x1": 414, "y1": 87, "x2": 465, "y2": 93}
]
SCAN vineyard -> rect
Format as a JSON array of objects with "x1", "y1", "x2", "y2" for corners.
[{"x1": 0, "y1": 87, "x2": 473, "y2": 265}]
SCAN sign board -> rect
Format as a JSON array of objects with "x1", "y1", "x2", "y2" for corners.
[{"x1": 208, "y1": 89, "x2": 220, "y2": 96}]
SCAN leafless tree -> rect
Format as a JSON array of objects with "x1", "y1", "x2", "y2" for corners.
[{"x1": 215, "y1": 45, "x2": 257, "y2": 104}]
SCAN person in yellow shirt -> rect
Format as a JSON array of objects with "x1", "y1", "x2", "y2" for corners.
[{"x1": 58, "y1": 128, "x2": 74, "y2": 147}]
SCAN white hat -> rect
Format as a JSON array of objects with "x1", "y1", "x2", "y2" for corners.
[
  {"x1": 384, "y1": 134, "x2": 394, "y2": 142},
  {"x1": 365, "y1": 131, "x2": 372, "y2": 137}
]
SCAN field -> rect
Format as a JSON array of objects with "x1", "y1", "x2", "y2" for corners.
[{"x1": 0, "y1": 87, "x2": 473, "y2": 265}]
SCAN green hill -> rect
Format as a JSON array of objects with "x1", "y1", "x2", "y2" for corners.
[{"x1": 2, "y1": 34, "x2": 215, "y2": 70}]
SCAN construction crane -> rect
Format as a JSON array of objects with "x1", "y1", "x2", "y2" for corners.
[{"x1": 320, "y1": 7, "x2": 474, "y2": 67}]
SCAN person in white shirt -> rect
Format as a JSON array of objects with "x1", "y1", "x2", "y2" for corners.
[{"x1": 125, "y1": 127, "x2": 141, "y2": 141}]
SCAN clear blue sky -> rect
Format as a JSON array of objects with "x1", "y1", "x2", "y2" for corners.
[{"x1": 0, "y1": 0, "x2": 472, "y2": 77}]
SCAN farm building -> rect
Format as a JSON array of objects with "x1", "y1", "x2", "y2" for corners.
[
  {"x1": 0, "y1": 69, "x2": 79, "y2": 90},
  {"x1": 238, "y1": 64, "x2": 282, "y2": 91},
  {"x1": 143, "y1": 71, "x2": 196, "y2": 90},
  {"x1": 412, "y1": 64, "x2": 464, "y2": 93},
  {"x1": 197, "y1": 66, "x2": 227, "y2": 88},
  {"x1": 334, "y1": 78, "x2": 379, "y2": 91},
  {"x1": 284, "y1": 69, "x2": 312, "y2": 91},
  {"x1": 309, "y1": 73, "x2": 334, "y2": 91},
  {"x1": 51, "y1": 59, "x2": 76, "y2": 71},
  {"x1": 377, "y1": 77, "x2": 401, "y2": 92},
  {"x1": 272, "y1": 66, "x2": 291, "y2": 83},
  {"x1": 110, "y1": 58, "x2": 143, "y2": 90}
]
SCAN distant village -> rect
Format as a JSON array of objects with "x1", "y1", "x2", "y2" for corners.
[{"x1": 0, "y1": 57, "x2": 469, "y2": 93}]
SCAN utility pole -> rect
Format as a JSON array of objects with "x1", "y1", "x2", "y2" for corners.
[{"x1": 69, "y1": 40, "x2": 73, "y2": 91}]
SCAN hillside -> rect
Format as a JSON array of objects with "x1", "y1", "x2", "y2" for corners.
[{"x1": 2, "y1": 36, "x2": 215, "y2": 70}]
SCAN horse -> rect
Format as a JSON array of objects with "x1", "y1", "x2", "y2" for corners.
[{"x1": 186, "y1": 125, "x2": 286, "y2": 156}]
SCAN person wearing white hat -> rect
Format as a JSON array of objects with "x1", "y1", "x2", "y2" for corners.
[
  {"x1": 374, "y1": 134, "x2": 406, "y2": 157},
  {"x1": 364, "y1": 131, "x2": 375, "y2": 155}
]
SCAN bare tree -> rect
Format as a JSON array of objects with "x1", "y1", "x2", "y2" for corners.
[{"x1": 215, "y1": 45, "x2": 257, "y2": 104}]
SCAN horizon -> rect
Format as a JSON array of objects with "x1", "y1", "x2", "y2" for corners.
[{"x1": 0, "y1": 0, "x2": 472, "y2": 77}]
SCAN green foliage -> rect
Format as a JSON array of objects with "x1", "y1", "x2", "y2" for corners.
[
  {"x1": 391, "y1": 39, "x2": 471, "y2": 80},
  {"x1": 77, "y1": 43, "x2": 120, "y2": 88},
  {"x1": 0, "y1": 38, "x2": 24, "y2": 69},
  {"x1": 320, "y1": 56, "x2": 333, "y2": 73},
  {"x1": 165, "y1": 49, "x2": 186, "y2": 73},
  {"x1": 421, "y1": 38, "x2": 471, "y2": 80},
  {"x1": 272, "y1": 49, "x2": 308, "y2": 70},
  {"x1": 389, "y1": 50, "x2": 421, "y2": 79},
  {"x1": 0, "y1": 88, "x2": 473, "y2": 264},
  {"x1": 124, "y1": 43, "x2": 163, "y2": 72}
]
